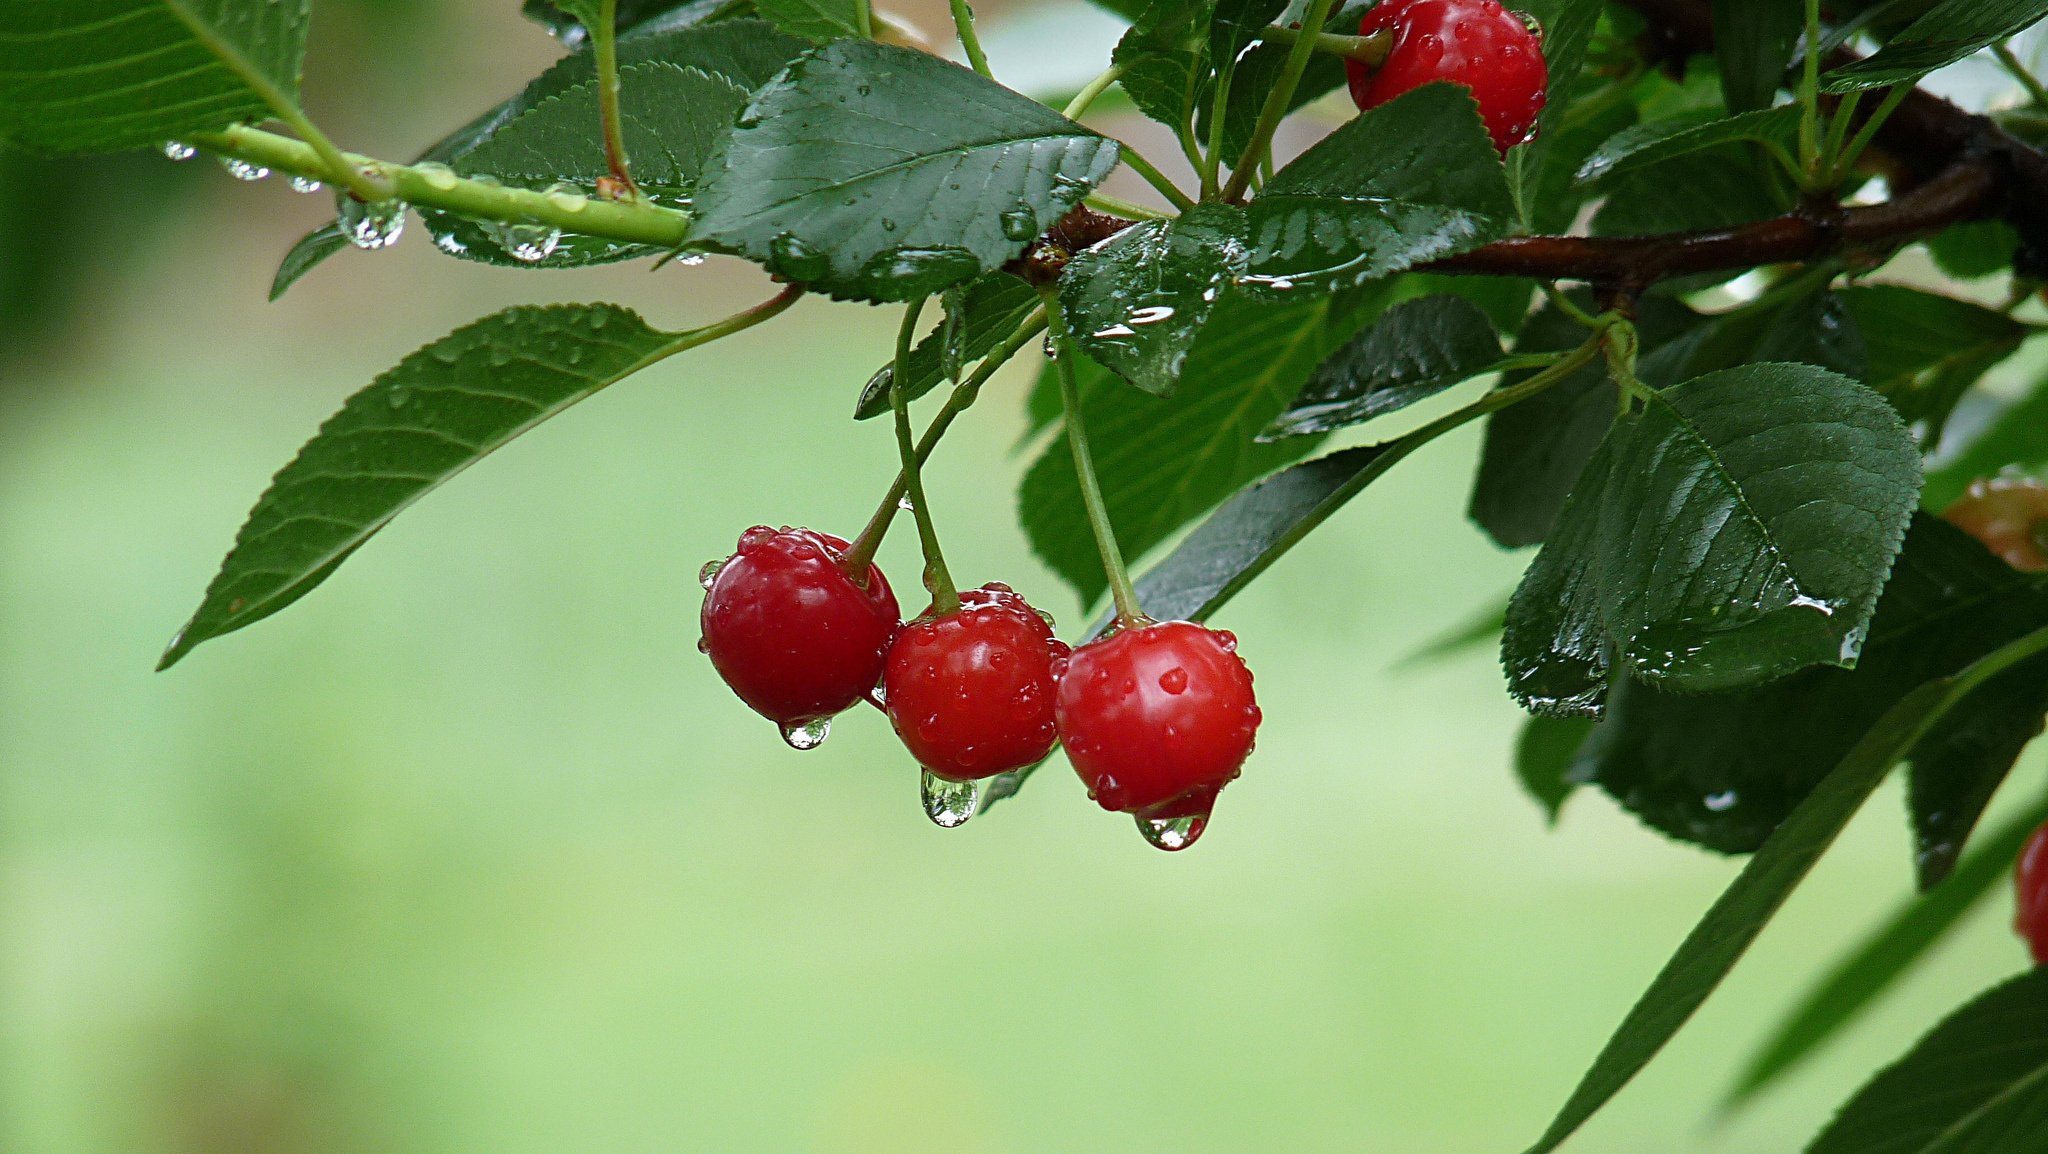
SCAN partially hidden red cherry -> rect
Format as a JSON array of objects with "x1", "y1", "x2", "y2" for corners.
[
  {"x1": 2016, "y1": 821, "x2": 2048, "y2": 964},
  {"x1": 1346, "y1": 0, "x2": 1548, "y2": 153},
  {"x1": 1944, "y1": 477, "x2": 2048, "y2": 572},
  {"x1": 884, "y1": 583, "x2": 1070, "y2": 804},
  {"x1": 1055, "y1": 620, "x2": 1261, "y2": 851},
  {"x1": 699, "y1": 526, "x2": 900, "y2": 747}
]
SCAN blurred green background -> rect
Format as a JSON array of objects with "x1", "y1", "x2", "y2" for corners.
[{"x1": 3, "y1": 2, "x2": 2044, "y2": 1151}]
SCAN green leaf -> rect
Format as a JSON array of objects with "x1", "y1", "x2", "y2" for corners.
[
  {"x1": 1203, "y1": 36, "x2": 1347, "y2": 163},
  {"x1": 1808, "y1": 966, "x2": 2048, "y2": 1153},
  {"x1": 1504, "y1": 364, "x2": 1922, "y2": 715},
  {"x1": 269, "y1": 222, "x2": 348, "y2": 301},
  {"x1": 1729, "y1": 793, "x2": 2048, "y2": 1107},
  {"x1": 160, "y1": 304, "x2": 677, "y2": 669},
  {"x1": 855, "y1": 272, "x2": 1040, "y2": 419},
  {"x1": 754, "y1": 0, "x2": 860, "y2": 41},
  {"x1": 0, "y1": 0, "x2": 310, "y2": 154},
  {"x1": 1020, "y1": 293, "x2": 1338, "y2": 605},
  {"x1": 1592, "y1": 144, "x2": 1794, "y2": 260},
  {"x1": 1716, "y1": 0, "x2": 1805, "y2": 112},
  {"x1": 460, "y1": 62, "x2": 748, "y2": 190},
  {"x1": 1574, "y1": 516, "x2": 2048, "y2": 867},
  {"x1": 1518, "y1": 715, "x2": 1593, "y2": 824},
  {"x1": 1263, "y1": 294, "x2": 1507, "y2": 439},
  {"x1": 1113, "y1": 0, "x2": 1211, "y2": 132},
  {"x1": 1927, "y1": 220, "x2": 2022, "y2": 280},
  {"x1": 522, "y1": 0, "x2": 731, "y2": 44},
  {"x1": 687, "y1": 40, "x2": 1118, "y2": 301},
  {"x1": 1840, "y1": 284, "x2": 2028, "y2": 433},
  {"x1": 1061, "y1": 204, "x2": 1249, "y2": 397},
  {"x1": 1523, "y1": 69, "x2": 1640, "y2": 235},
  {"x1": 1518, "y1": 671, "x2": 1970, "y2": 1154},
  {"x1": 1575, "y1": 106, "x2": 1802, "y2": 186},
  {"x1": 1504, "y1": 0, "x2": 1604, "y2": 225},
  {"x1": 1208, "y1": 0, "x2": 1286, "y2": 73},
  {"x1": 1926, "y1": 371, "x2": 2048, "y2": 510},
  {"x1": 1241, "y1": 84, "x2": 1517, "y2": 293},
  {"x1": 1823, "y1": 0, "x2": 2048, "y2": 92}
]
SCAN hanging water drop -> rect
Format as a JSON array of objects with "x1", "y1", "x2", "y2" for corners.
[
  {"x1": 336, "y1": 193, "x2": 405, "y2": 249},
  {"x1": 1136, "y1": 812, "x2": 1207, "y2": 851},
  {"x1": 162, "y1": 141, "x2": 197, "y2": 161},
  {"x1": 921, "y1": 769, "x2": 979, "y2": 828},
  {"x1": 1704, "y1": 790, "x2": 1739, "y2": 812},
  {"x1": 897, "y1": 495, "x2": 916, "y2": 511},
  {"x1": 490, "y1": 219, "x2": 560, "y2": 263},
  {"x1": 674, "y1": 252, "x2": 707, "y2": 267},
  {"x1": 219, "y1": 156, "x2": 270, "y2": 181},
  {"x1": 780, "y1": 716, "x2": 831, "y2": 750},
  {"x1": 288, "y1": 175, "x2": 323, "y2": 193},
  {"x1": 998, "y1": 206, "x2": 1038, "y2": 242}
]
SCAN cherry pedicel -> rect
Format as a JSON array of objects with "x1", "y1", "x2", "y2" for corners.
[
  {"x1": 883, "y1": 583, "x2": 1070, "y2": 827},
  {"x1": 2017, "y1": 821, "x2": 2048, "y2": 964},
  {"x1": 698, "y1": 526, "x2": 900, "y2": 749},
  {"x1": 1055, "y1": 620, "x2": 1261, "y2": 851},
  {"x1": 1347, "y1": 0, "x2": 1549, "y2": 153},
  {"x1": 1944, "y1": 477, "x2": 2048, "y2": 572}
]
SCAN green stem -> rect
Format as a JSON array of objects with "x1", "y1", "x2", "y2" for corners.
[
  {"x1": 1086, "y1": 192, "x2": 1172, "y2": 219},
  {"x1": 1996, "y1": 42, "x2": 2048, "y2": 108},
  {"x1": 1222, "y1": 0, "x2": 1340, "y2": 202},
  {"x1": 948, "y1": 0, "x2": 993, "y2": 79},
  {"x1": 1256, "y1": 25, "x2": 1391, "y2": 67},
  {"x1": 854, "y1": 0, "x2": 874, "y2": 40},
  {"x1": 1798, "y1": 0, "x2": 1823, "y2": 176},
  {"x1": 190, "y1": 124, "x2": 692, "y2": 247},
  {"x1": 1047, "y1": 297, "x2": 1144, "y2": 626},
  {"x1": 844, "y1": 309, "x2": 1051, "y2": 574},
  {"x1": 1829, "y1": 83, "x2": 1913, "y2": 184},
  {"x1": 1202, "y1": 61, "x2": 1235, "y2": 198},
  {"x1": 1542, "y1": 282, "x2": 1605, "y2": 330},
  {"x1": 1819, "y1": 88, "x2": 1863, "y2": 184},
  {"x1": 890, "y1": 299, "x2": 960, "y2": 610},
  {"x1": 593, "y1": 0, "x2": 637, "y2": 192},
  {"x1": 653, "y1": 284, "x2": 805, "y2": 357},
  {"x1": 1118, "y1": 146, "x2": 1198, "y2": 212},
  {"x1": 1063, "y1": 63, "x2": 1123, "y2": 119}
]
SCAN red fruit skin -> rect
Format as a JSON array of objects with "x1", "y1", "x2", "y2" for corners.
[
  {"x1": 2018, "y1": 822, "x2": 2048, "y2": 964},
  {"x1": 1944, "y1": 477, "x2": 2048, "y2": 572},
  {"x1": 883, "y1": 584, "x2": 1071, "y2": 781},
  {"x1": 1346, "y1": 0, "x2": 1549, "y2": 153},
  {"x1": 1056, "y1": 620, "x2": 1261, "y2": 817},
  {"x1": 700, "y1": 527, "x2": 900, "y2": 727}
]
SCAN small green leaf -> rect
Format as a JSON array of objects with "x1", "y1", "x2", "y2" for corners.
[
  {"x1": 1517, "y1": 716, "x2": 1593, "y2": 824},
  {"x1": 459, "y1": 62, "x2": 747, "y2": 190},
  {"x1": 269, "y1": 222, "x2": 349, "y2": 301},
  {"x1": 0, "y1": 0, "x2": 311, "y2": 154},
  {"x1": 1728, "y1": 793, "x2": 2048, "y2": 1107},
  {"x1": 1823, "y1": 0, "x2": 2048, "y2": 92},
  {"x1": 688, "y1": 41, "x2": 1117, "y2": 301},
  {"x1": 1840, "y1": 284, "x2": 2027, "y2": 432},
  {"x1": 1061, "y1": 204, "x2": 1249, "y2": 397},
  {"x1": 855, "y1": 272, "x2": 1041, "y2": 419},
  {"x1": 755, "y1": 0, "x2": 860, "y2": 42},
  {"x1": 1715, "y1": 0, "x2": 1805, "y2": 112},
  {"x1": 1575, "y1": 106, "x2": 1801, "y2": 186},
  {"x1": 160, "y1": 304, "x2": 677, "y2": 669},
  {"x1": 1242, "y1": 84, "x2": 1517, "y2": 293},
  {"x1": 1113, "y1": 0, "x2": 1211, "y2": 132},
  {"x1": 1808, "y1": 966, "x2": 2048, "y2": 1153},
  {"x1": 1263, "y1": 294, "x2": 1507, "y2": 439},
  {"x1": 1927, "y1": 220, "x2": 2022, "y2": 280},
  {"x1": 1925, "y1": 370, "x2": 2048, "y2": 510}
]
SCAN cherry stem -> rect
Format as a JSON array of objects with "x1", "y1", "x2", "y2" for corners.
[
  {"x1": 1223, "y1": 0, "x2": 1340, "y2": 202},
  {"x1": 1046, "y1": 296, "x2": 1145, "y2": 628},
  {"x1": 948, "y1": 0, "x2": 994, "y2": 79},
  {"x1": 1258, "y1": 25, "x2": 1392, "y2": 67},
  {"x1": 844, "y1": 307, "x2": 1048, "y2": 576},
  {"x1": 889, "y1": 297, "x2": 961, "y2": 613}
]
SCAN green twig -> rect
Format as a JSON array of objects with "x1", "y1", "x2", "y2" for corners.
[
  {"x1": 1063, "y1": 63, "x2": 1124, "y2": 119},
  {"x1": 1256, "y1": 24, "x2": 1391, "y2": 67},
  {"x1": 948, "y1": 0, "x2": 993, "y2": 79},
  {"x1": 1996, "y1": 42, "x2": 2048, "y2": 109},
  {"x1": 1829, "y1": 84, "x2": 1913, "y2": 184},
  {"x1": 854, "y1": 0, "x2": 874, "y2": 40},
  {"x1": 593, "y1": 0, "x2": 637, "y2": 193},
  {"x1": 1222, "y1": 0, "x2": 1340, "y2": 202},
  {"x1": 1798, "y1": 0, "x2": 1823, "y2": 177},
  {"x1": 890, "y1": 299, "x2": 960, "y2": 610},
  {"x1": 1117, "y1": 146, "x2": 1198, "y2": 212},
  {"x1": 1047, "y1": 296, "x2": 1144, "y2": 626}
]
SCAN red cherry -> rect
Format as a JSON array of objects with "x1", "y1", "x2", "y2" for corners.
[
  {"x1": 699, "y1": 526, "x2": 900, "y2": 745},
  {"x1": 883, "y1": 583, "x2": 1070, "y2": 782},
  {"x1": 2016, "y1": 821, "x2": 2048, "y2": 964},
  {"x1": 1055, "y1": 620, "x2": 1261, "y2": 850},
  {"x1": 1944, "y1": 477, "x2": 2048, "y2": 572},
  {"x1": 1346, "y1": 0, "x2": 1548, "y2": 153}
]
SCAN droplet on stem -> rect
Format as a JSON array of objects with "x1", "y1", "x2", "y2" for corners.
[
  {"x1": 219, "y1": 156, "x2": 270, "y2": 181},
  {"x1": 921, "y1": 769, "x2": 979, "y2": 828},
  {"x1": 336, "y1": 192, "x2": 406, "y2": 250},
  {"x1": 161, "y1": 141, "x2": 197, "y2": 161}
]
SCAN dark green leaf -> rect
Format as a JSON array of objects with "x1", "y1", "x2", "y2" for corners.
[
  {"x1": 0, "y1": 0, "x2": 310, "y2": 154},
  {"x1": 160, "y1": 304, "x2": 676, "y2": 669},
  {"x1": 1504, "y1": 364, "x2": 1922, "y2": 714},
  {"x1": 522, "y1": 0, "x2": 734, "y2": 44},
  {"x1": 1263, "y1": 294, "x2": 1506, "y2": 439},
  {"x1": 1021, "y1": 293, "x2": 1338, "y2": 604},
  {"x1": 755, "y1": 0, "x2": 859, "y2": 41},
  {"x1": 1926, "y1": 372, "x2": 2048, "y2": 509},
  {"x1": 1113, "y1": 0, "x2": 1211, "y2": 131},
  {"x1": 688, "y1": 41, "x2": 1117, "y2": 301},
  {"x1": 269, "y1": 223, "x2": 349, "y2": 301},
  {"x1": 1823, "y1": 0, "x2": 2048, "y2": 92},
  {"x1": 1242, "y1": 84, "x2": 1517, "y2": 293},
  {"x1": 1504, "y1": 0, "x2": 1604, "y2": 225},
  {"x1": 1592, "y1": 145, "x2": 1794, "y2": 266},
  {"x1": 1209, "y1": 0, "x2": 1287, "y2": 72},
  {"x1": 1203, "y1": 37, "x2": 1348, "y2": 163},
  {"x1": 1575, "y1": 516, "x2": 2048, "y2": 862},
  {"x1": 460, "y1": 62, "x2": 748, "y2": 190},
  {"x1": 1518, "y1": 715, "x2": 1593, "y2": 824},
  {"x1": 1729, "y1": 793, "x2": 2048, "y2": 1106},
  {"x1": 1524, "y1": 70, "x2": 1640, "y2": 235},
  {"x1": 1575, "y1": 106, "x2": 1801, "y2": 186},
  {"x1": 1062, "y1": 204, "x2": 1249, "y2": 397},
  {"x1": 1716, "y1": 0, "x2": 1805, "y2": 112},
  {"x1": 1928, "y1": 220, "x2": 2022, "y2": 280},
  {"x1": 1809, "y1": 966, "x2": 2048, "y2": 1153},
  {"x1": 856, "y1": 272, "x2": 1040, "y2": 418},
  {"x1": 1840, "y1": 284, "x2": 2027, "y2": 431}
]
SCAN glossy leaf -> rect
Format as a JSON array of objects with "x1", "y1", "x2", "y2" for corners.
[
  {"x1": 0, "y1": 0, "x2": 310, "y2": 154},
  {"x1": 1517, "y1": 716, "x2": 1593, "y2": 824},
  {"x1": 1264, "y1": 294, "x2": 1507, "y2": 439},
  {"x1": 754, "y1": 0, "x2": 860, "y2": 41},
  {"x1": 460, "y1": 63, "x2": 748, "y2": 190},
  {"x1": 1592, "y1": 145, "x2": 1793, "y2": 263},
  {"x1": 1729, "y1": 793, "x2": 2048, "y2": 1106},
  {"x1": 269, "y1": 223, "x2": 349, "y2": 301},
  {"x1": 1575, "y1": 107, "x2": 1801, "y2": 186},
  {"x1": 1716, "y1": 0, "x2": 1805, "y2": 112},
  {"x1": 1241, "y1": 84, "x2": 1517, "y2": 293},
  {"x1": 521, "y1": 0, "x2": 728, "y2": 44},
  {"x1": 855, "y1": 272, "x2": 1041, "y2": 418},
  {"x1": 688, "y1": 41, "x2": 1117, "y2": 301},
  {"x1": 1061, "y1": 204, "x2": 1248, "y2": 397},
  {"x1": 1505, "y1": 364, "x2": 1920, "y2": 715},
  {"x1": 1840, "y1": 284, "x2": 2027, "y2": 433},
  {"x1": 1113, "y1": 0, "x2": 1210, "y2": 132},
  {"x1": 161, "y1": 305, "x2": 677, "y2": 668},
  {"x1": 1823, "y1": 0, "x2": 2048, "y2": 92},
  {"x1": 1809, "y1": 966, "x2": 2048, "y2": 1153}
]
